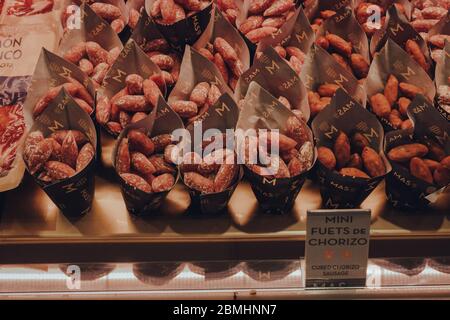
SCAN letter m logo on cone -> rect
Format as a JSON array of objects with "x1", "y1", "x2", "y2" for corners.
[
  {"x1": 62, "y1": 183, "x2": 78, "y2": 193},
  {"x1": 325, "y1": 198, "x2": 339, "y2": 209},
  {"x1": 389, "y1": 23, "x2": 404, "y2": 36},
  {"x1": 48, "y1": 120, "x2": 64, "y2": 132},
  {"x1": 324, "y1": 125, "x2": 339, "y2": 140},
  {"x1": 265, "y1": 60, "x2": 280, "y2": 75},
  {"x1": 400, "y1": 67, "x2": 416, "y2": 80},
  {"x1": 334, "y1": 75, "x2": 348, "y2": 91},
  {"x1": 295, "y1": 31, "x2": 308, "y2": 42},
  {"x1": 263, "y1": 177, "x2": 277, "y2": 186},
  {"x1": 60, "y1": 67, "x2": 73, "y2": 79},
  {"x1": 363, "y1": 128, "x2": 379, "y2": 142},
  {"x1": 112, "y1": 69, "x2": 127, "y2": 83},
  {"x1": 215, "y1": 102, "x2": 230, "y2": 117}
]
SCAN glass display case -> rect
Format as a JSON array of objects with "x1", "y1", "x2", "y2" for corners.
[
  {"x1": 1, "y1": 176, "x2": 449, "y2": 299},
  {"x1": 1, "y1": 258, "x2": 450, "y2": 299},
  {"x1": 1, "y1": 0, "x2": 450, "y2": 300}
]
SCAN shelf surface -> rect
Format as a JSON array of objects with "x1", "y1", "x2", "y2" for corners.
[{"x1": 1, "y1": 175, "x2": 449, "y2": 243}]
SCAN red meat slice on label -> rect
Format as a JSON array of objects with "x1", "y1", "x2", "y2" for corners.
[
  {"x1": 6, "y1": 0, "x2": 53, "y2": 17},
  {"x1": 0, "y1": 105, "x2": 25, "y2": 177}
]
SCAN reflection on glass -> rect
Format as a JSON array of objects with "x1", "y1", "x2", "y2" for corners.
[
  {"x1": 59, "y1": 263, "x2": 115, "y2": 281},
  {"x1": 189, "y1": 261, "x2": 242, "y2": 280},
  {"x1": 428, "y1": 258, "x2": 450, "y2": 274},
  {"x1": 244, "y1": 261, "x2": 301, "y2": 282},
  {"x1": 133, "y1": 263, "x2": 184, "y2": 286},
  {"x1": 372, "y1": 258, "x2": 426, "y2": 276}
]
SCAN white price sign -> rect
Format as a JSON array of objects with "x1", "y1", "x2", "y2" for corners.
[{"x1": 305, "y1": 209, "x2": 371, "y2": 288}]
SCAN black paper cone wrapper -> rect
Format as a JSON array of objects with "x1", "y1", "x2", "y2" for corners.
[
  {"x1": 82, "y1": 0, "x2": 132, "y2": 44},
  {"x1": 193, "y1": 9, "x2": 250, "y2": 81},
  {"x1": 241, "y1": 31, "x2": 257, "y2": 63},
  {"x1": 237, "y1": 82, "x2": 316, "y2": 214},
  {"x1": 102, "y1": 0, "x2": 130, "y2": 40},
  {"x1": 429, "y1": 9, "x2": 450, "y2": 38},
  {"x1": 316, "y1": 7, "x2": 370, "y2": 66},
  {"x1": 370, "y1": 5, "x2": 432, "y2": 74},
  {"x1": 130, "y1": 8, "x2": 180, "y2": 58},
  {"x1": 112, "y1": 0, "x2": 133, "y2": 44},
  {"x1": 99, "y1": 39, "x2": 165, "y2": 138},
  {"x1": 97, "y1": 39, "x2": 165, "y2": 172},
  {"x1": 133, "y1": 262, "x2": 184, "y2": 286},
  {"x1": 130, "y1": 7, "x2": 160, "y2": 46},
  {"x1": 58, "y1": 3, "x2": 123, "y2": 66},
  {"x1": 0, "y1": 192, "x2": 5, "y2": 218},
  {"x1": 231, "y1": 0, "x2": 258, "y2": 59},
  {"x1": 384, "y1": 95, "x2": 450, "y2": 209},
  {"x1": 244, "y1": 166, "x2": 308, "y2": 214},
  {"x1": 130, "y1": 9, "x2": 181, "y2": 94},
  {"x1": 23, "y1": 48, "x2": 97, "y2": 127},
  {"x1": 118, "y1": 171, "x2": 180, "y2": 216},
  {"x1": 345, "y1": 0, "x2": 413, "y2": 23},
  {"x1": 236, "y1": 0, "x2": 304, "y2": 60},
  {"x1": 37, "y1": 158, "x2": 96, "y2": 217},
  {"x1": 306, "y1": 159, "x2": 320, "y2": 182},
  {"x1": 25, "y1": 90, "x2": 98, "y2": 217},
  {"x1": 181, "y1": 93, "x2": 242, "y2": 215},
  {"x1": 316, "y1": 163, "x2": 384, "y2": 209},
  {"x1": 366, "y1": 39, "x2": 435, "y2": 132},
  {"x1": 112, "y1": 97, "x2": 184, "y2": 216},
  {"x1": 311, "y1": 89, "x2": 390, "y2": 209},
  {"x1": 244, "y1": 260, "x2": 300, "y2": 282},
  {"x1": 235, "y1": 46, "x2": 310, "y2": 120},
  {"x1": 304, "y1": 0, "x2": 352, "y2": 20},
  {"x1": 145, "y1": 0, "x2": 214, "y2": 51},
  {"x1": 184, "y1": 168, "x2": 243, "y2": 215},
  {"x1": 301, "y1": 44, "x2": 367, "y2": 109},
  {"x1": 384, "y1": 167, "x2": 430, "y2": 209},
  {"x1": 169, "y1": 45, "x2": 233, "y2": 112},
  {"x1": 434, "y1": 98, "x2": 450, "y2": 123},
  {"x1": 119, "y1": 24, "x2": 133, "y2": 44},
  {"x1": 256, "y1": 7, "x2": 315, "y2": 57},
  {"x1": 310, "y1": 5, "x2": 370, "y2": 86},
  {"x1": 92, "y1": 97, "x2": 103, "y2": 171}
]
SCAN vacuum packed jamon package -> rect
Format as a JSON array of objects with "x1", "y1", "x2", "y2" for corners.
[
  {"x1": 0, "y1": 0, "x2": 64, "y2": 25},
  {"x1": 0, "y1": 22, "x2": 59, "y2": 192}
]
